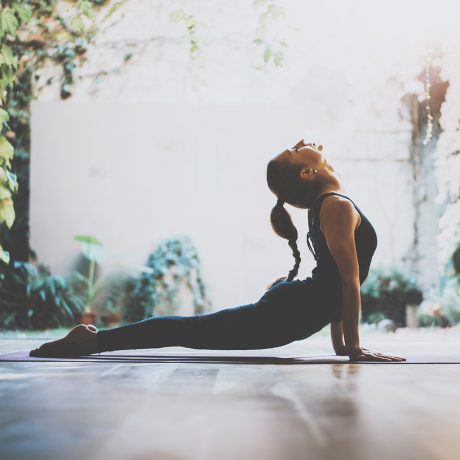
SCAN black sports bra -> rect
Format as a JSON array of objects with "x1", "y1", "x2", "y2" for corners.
[{"x1": 307, "y1": 192, "x2": 378, "y2": 286}]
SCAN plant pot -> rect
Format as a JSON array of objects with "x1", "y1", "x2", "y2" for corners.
[
  {"x1": 100, "y1": 312, "x2": 121, "y2": 327},
  {"x1": 76, "y1": 311, "x2": 97, "y2": 325},
  {"x1": 405, "y1": 303, "x2": 418, "y2": 328}
]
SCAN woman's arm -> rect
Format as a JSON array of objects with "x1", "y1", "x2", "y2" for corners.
[
  {"x1": 330, "y1": 320, "x2": 347, "y2": 355},
  {"x1": 321, "y1": 197, "x2": 405, "y2": 362},
  {"x1": 321, "y1": 198, "x2": 361, "y2": 355}
]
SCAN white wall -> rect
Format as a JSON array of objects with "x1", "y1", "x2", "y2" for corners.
[
  {"x1": 30, "y1": 0, "x2": 460, "y2": 309},
  {"x1": 31, "y1": 101, "x2": 414, "y2": 309}
]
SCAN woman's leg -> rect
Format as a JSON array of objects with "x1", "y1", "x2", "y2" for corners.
[
  {"x1": 29, "y1": 279, "x2": 322, "y2": 356},
  {"x1": 29, "y1": 301, "x2": 281, "y2": 357},
  {"x1": 96, "y1": 301, "x2": 287, "y2": 352},
  {"x1": 96, "y1": 279, "x2": 325, "y2": 352}
]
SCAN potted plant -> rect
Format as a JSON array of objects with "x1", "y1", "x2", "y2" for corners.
[
  {"x1": 121, "y1": 236, "x2": 211, "y2": 323},
  {"x1": 361, "y1": 268, "x2": 423, "y2": 327},
  {"x1": 404, "y1": 280, "x2": 424, "y2": 328},
  {"x1": 99, "y1": 277, "x2": 123, "y2": 327},
  {"x1": 73, "y1": 234, "x2": 105, "y2": 325},
  {"x1": 0, "y1": 260, "x2": 86, "y2": 330}
]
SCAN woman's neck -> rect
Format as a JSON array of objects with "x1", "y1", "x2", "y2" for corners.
[{"x1": 316, "y1": 185, "x2": 346, "y2": 196}]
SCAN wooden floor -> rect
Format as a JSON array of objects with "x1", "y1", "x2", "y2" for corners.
[{"x1": 1, "y1": 333, "x2": 459, "y2": 460}]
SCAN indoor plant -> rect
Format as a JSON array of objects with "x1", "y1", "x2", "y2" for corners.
[
  {"x1": 121, "y1": 236, "x2": 211, "y2": 322},
  {"x1": 0, "y1": 260, "x2": 86, "y2": 330},
  {"x1": 73, "y1": 234, "x2": 105, "y2": 325},
  {"x1": 361, "y1": 268, "x2": 423, "y2": 327}
]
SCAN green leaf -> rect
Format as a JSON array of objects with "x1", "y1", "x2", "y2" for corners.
[
  {"x1": 0, "y1": 65, "x2": 15, "y2": 89},
  {"x1": 273, "y1": 51, "x2": 284, "y2": 67},
  {"x1": 70, "y1": 16, "x2": 84, "y2": 33},
  {"x1": 169, "y1": 9, "x2": 186, "y2": 23},
  {"x1": 0, "y1": 46, "x2": 18, "y2": 68},
  {"x1": 60, "y1": 301, "x2": 74, "y2": 318},
  {"x1": 0, "y1": 108, "x2": 9, "y2": 126},
  {"x1": 6, "y1": 170, "x2": 18, "y2": 192},
  {"x1": 12, "y1": 2, "x2": 32, "y2": 23},
  {"x1": 74, "y1": 234, "x2": 104, "y2": 262},
  {"x1": 268, "y1": 4, "x2": 283, "y2": 19},
  {"x1": 0, "y1": 197, "x2": 15, "y2": 228},
  {"x1": 0, "y1": 10, "x2": 19, "y2": 38},
  {"x1": 0, "y1": 184, "x2": 11, "y2": 199},
  {"x1": 185, "y1": 16, "x2": 195, "y2": 28},
  {"x1": 0, "y1": 136, "x2": 14, "y2": 162},
  {"x1": 0, "y1": 244, "x2": 9, "y2": 264},
  {"x1": 263, "y1": 48, "x2": 272, "y2": 63},
  {"x1": 101, "y1": 0, "x2": 127, "y2": 23},
  {"x1": 77, "y1": 0, "x2": 94, "y2": 18},
  {"x1": 0, "y1": 81, "x2": 5, "y2": 103},
  {"x1": 74, "y1": 234, "x2": 103, "y2": 246}
]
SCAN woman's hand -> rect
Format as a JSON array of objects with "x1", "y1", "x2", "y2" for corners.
[{"x1": 348, "y1": 347, "x2": 406, "y2": 362}]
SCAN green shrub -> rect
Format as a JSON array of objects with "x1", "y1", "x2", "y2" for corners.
[
  {"x1": 121, "y1": 236, "x2": 211, "y2": 322},
  {"x1": 366, "y1": 312, "x2": 387, "y2": 325},
  {"x1": 361, "y1": 268, "x2": 423, "y2": 327},
  {"x1": 0, "y1": 261, "x2": 86, "y2": 330},
  {"x1": 417, "y1": 314, "x2": 443, "y2": 328}
]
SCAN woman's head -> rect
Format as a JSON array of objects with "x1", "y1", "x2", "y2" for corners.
[
  {"x1": 265, "y1": 140, "x2": 339, "y2": 290},
  {"x1": 266, "y1": 142, "x2": 336, "y2": 209}
]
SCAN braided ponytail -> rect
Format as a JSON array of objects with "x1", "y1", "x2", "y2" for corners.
[{"x1": 265, "y1": 199, "x2": 302, "y2": 291}]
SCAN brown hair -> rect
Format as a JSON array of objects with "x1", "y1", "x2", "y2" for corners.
[{"x1": 265, "y1": 155, "x2": 321, "y2": 290}]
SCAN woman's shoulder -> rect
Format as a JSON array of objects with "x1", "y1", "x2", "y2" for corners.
[
  {"x1": 319, "y1": 194, "x2": 361, "y2": 232},
  {"x1": 322, "y1": 193, "x2": 353, "y2": 208}
]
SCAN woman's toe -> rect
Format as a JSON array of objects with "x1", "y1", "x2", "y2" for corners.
[{"x1": 30, "y1": 347, "x2": 42, "y2": 357}]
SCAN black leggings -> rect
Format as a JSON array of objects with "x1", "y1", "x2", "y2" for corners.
[{"x1": 96, "y1": 278, "x2": 336, "y2": 352}]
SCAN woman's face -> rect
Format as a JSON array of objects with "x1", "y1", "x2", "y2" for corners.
[{"x1": 280, "y1": 143, "x2": 335, "y2": 174}]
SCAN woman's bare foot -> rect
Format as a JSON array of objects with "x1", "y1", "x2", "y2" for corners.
[{"x1": 29, "y1": 324, "x2": 99, "y2": 358}]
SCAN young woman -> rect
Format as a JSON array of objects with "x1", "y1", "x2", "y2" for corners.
[{"x1": 30, "y1": 140, "x2": 405, "y2": 362}]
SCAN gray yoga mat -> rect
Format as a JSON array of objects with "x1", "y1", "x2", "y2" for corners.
[{"x1": 1, "y1": 350, "x2": 459, "y2": 364}]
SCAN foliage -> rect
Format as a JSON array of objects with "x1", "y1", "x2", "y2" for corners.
[
  {"x1": 252, "y1": 0, "x2": 287, "y2": 68},
  {"x1": 73, "y1": 233, "x2": 105, "y2": 312},
  {"x1": 169, "y1": 9, "x2": 200, "y2": 58},
  {"x1": 0, "y1": 2, "x2": 24, "y2": 263},
  {"x1": 361, "y1": 268, "x2": 423, "y2": 326},
  {"x1": 168, "y1": 1, "x2": 289, "y2": 79},
  {"x1": 366, "y1": 312, "x2": 387, "y2": 325},
  {"x1": 0, "y1": 0, "x2": 113, "y2": 264},
  {"x1": 74, "y1": 234, "x2": 104, "y2": 261},
  {"x1": 1, "y1": 1, "x2": 290, "y2": 264},
  {"x1": 0, "y1": 260, "x2": 86, "y2": 330},
  {"x1": 419, "y1": 269, "x2": 460, "y2": 326},
  {"x1": 101, "y1": 276, "x2": 124, "y2": 314},
  {"x1": 168, "y1": 7, "x2": 207, "y2": 89},
  {"x1": 122, "y1": 236, "x2": 211, "y2": 322},
  {"x1": 417, "y1": 313, "x2": 445, "y2": 328}
]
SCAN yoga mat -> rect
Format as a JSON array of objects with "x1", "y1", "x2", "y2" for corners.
[{"x1": 1, "y1": 350, "x2": 459, "y2": 364}]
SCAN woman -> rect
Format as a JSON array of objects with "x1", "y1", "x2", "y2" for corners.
[{"x1": 30, "y1": 140, "x2": 405, "y2": 362}]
